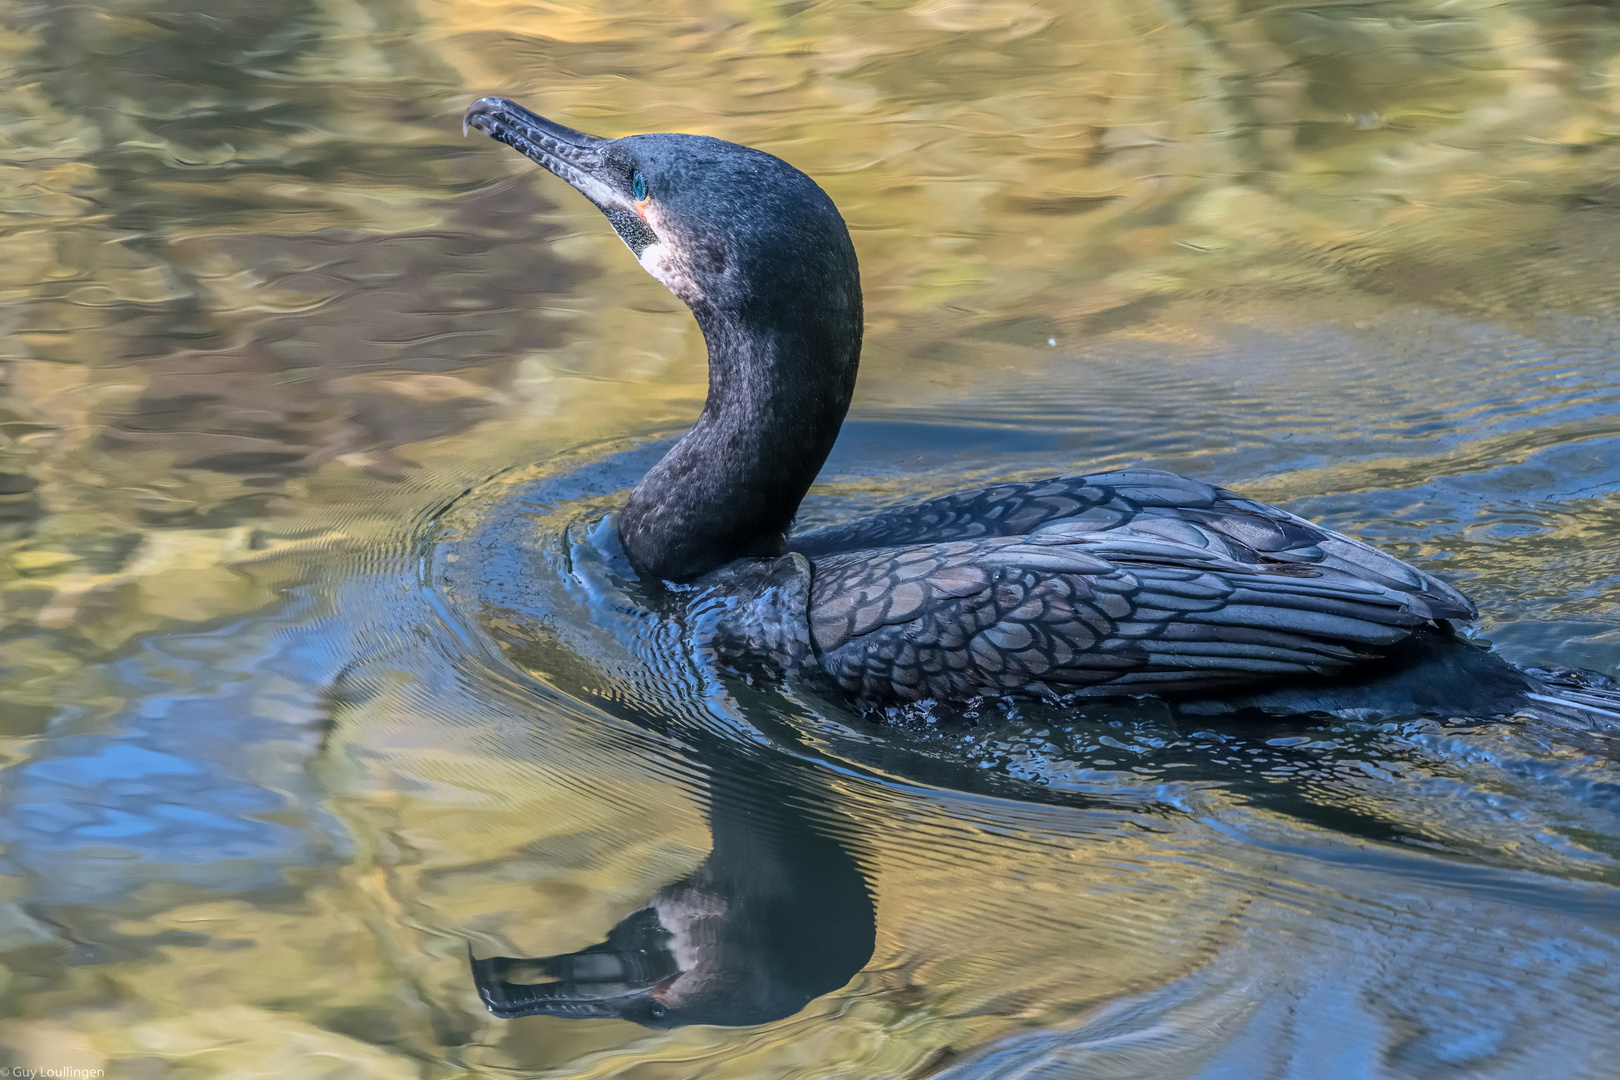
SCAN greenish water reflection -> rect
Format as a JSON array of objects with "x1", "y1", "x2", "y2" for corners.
[{"x1": 2, "y1": 0, "x2": 1619, "y2": 1075}]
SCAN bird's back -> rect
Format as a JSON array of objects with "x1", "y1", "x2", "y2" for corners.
[{"x1": 785, "y1": 470, "x2": 1475, "y2": 704}]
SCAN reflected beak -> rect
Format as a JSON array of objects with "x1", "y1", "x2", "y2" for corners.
[
  {"x1": 469, "y1": 906, "x2": 681, "y2": 1021},
  {"x1": 472, "y1": 951, "x2": 675, "y2": 1020}
]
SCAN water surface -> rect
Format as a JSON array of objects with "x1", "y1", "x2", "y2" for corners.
[{"x1": 2, "y1": 0, "x2": 1620, "y2": 1075}]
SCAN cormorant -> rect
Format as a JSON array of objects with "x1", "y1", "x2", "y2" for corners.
[{"x1": 463, "y1": 96, "x2": 1619, "y2": 722}]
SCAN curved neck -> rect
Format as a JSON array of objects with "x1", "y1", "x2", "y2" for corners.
[{"x1": 619, "y1": 292, "x2": 861, "y2": 583}]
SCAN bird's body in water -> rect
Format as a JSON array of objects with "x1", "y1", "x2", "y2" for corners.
[{"x1": 463, "y1": 97, "x2": 1619, "y2": 725}]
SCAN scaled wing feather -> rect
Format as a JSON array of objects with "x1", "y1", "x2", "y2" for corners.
[{"x1": 798, "y1": 470, "x2": 1468, "y2": 704}]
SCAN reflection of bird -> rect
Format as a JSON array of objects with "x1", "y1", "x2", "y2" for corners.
[
  {"x1": 464, "y1": 97, "x2": 1619, "y2": 720},
  {"x1": 471, "y1": 759, "x2": 875, "y2": 1028}
]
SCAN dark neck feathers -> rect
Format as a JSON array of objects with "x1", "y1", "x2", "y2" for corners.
[{"x1": 620, "y1": 267, "x2": 861, "y2": 583}]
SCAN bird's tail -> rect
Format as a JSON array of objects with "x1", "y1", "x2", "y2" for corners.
[
  {"x1": 1177, "y1": 630, "x2": 1620, "y2": 731},
  {"x1": 1520, "y1": 666, "x2": 1620, "y2": 730}
]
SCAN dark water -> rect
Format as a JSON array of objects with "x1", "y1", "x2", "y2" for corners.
[{"x1": 3, "y1": 0, "x2": 1620, "y2": 1075}]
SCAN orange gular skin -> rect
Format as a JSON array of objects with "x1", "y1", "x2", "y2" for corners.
[
  {"x1": 634, "y1": 196, "x2": 652, "y2": 221},
  {"x1": 649, "y1": 972, "x2": 679, "y2": 1004}
]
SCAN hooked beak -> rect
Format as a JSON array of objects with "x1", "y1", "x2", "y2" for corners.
[
  {"x1": 463, "y1": 97, "x2": 622, "y2": 206},
  {"x1": 464, "y1": 96, "x2": 657, "y2": 255}
]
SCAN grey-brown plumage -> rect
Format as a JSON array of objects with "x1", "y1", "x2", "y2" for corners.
[
  {"x1": 698, "y1": 468, "x2": 1472, "y2": 705},
  {"x1": 465, "y1": 97, "x2": 1620, "y2": 722}
]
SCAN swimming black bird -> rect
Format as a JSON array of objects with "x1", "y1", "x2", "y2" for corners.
[{"x1": 463, "y1": 97, "x2": 1619, "y2": 722}]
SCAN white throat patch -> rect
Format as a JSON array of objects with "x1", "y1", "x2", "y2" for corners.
[{"x1": 634, "y1": 233, "x2": 702, "y2": 303}]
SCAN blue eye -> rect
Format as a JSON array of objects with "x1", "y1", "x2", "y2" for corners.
[{"x1": 632, "y1": 171, "x2": 647, "y2": 201}]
